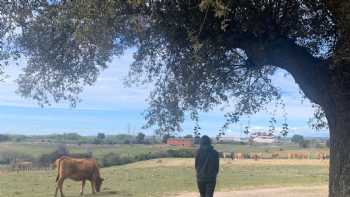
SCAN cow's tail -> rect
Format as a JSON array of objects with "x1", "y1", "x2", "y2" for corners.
[{"x1": 55, "y1": 159, "x2": 62, "y2": 182}]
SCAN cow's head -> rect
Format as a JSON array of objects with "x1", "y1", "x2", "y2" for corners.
[{"x1": 95, "y1": 177, "x2": 104, "y2": 192}]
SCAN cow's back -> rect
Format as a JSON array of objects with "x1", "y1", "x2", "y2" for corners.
[{"x1": 58, "y1": 158, "x2": 98, "y2": 181}]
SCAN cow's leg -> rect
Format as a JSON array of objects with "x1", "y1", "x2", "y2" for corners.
[
  {"x1": 90, "y1": 180, "x2": 96, "y2": 194},
  {"x1": 80, "y1": 180, "x2": 86, "y2": 196},
  {"x1": 57, "y1": 177, "x2": 65, "y2": 197},
  {"x1": 54, "y1": 178, "x2": 61, "y2": 197}
]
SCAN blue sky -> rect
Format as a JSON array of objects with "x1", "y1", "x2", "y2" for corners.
[{"x1": 0, "y1": 50, "x2": 329, "y2": 137}]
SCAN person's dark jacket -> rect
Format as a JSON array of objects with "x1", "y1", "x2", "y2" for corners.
[{"x1": 195, "y1": 144, "x2": 219, "y2": 182}]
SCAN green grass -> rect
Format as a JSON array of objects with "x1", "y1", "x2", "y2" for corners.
[
  {"x1": 0, "y1": 143, "x2": 180, "y2": 159},
  {"x1": 0, "y1": 158, "x2": 329, "y2": 197},
  {"x1": 0, "y1": 142, "x2": 329, "y2": 159},
  {"x1": 214, "y1": 143, "x2": 329, "y2": 159}
]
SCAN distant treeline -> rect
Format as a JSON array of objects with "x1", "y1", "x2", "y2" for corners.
[
  {"x1": 0, "y1": 132, "x2": 163, "y2": 145},
  {"x1": 0, "y1": 144, "x2": 195, "y2": 168},
  {"x1": 0, "y1": 133, "x2": 197, "y2": 145}
]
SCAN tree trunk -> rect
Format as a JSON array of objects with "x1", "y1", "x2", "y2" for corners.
[{"x1": 327, "y1": 87, "x2": 350, "y2": 196}]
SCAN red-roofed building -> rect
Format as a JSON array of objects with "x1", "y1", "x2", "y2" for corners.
[{"x1": 167, "y1": 138, "x2": 193, "y2": 147}]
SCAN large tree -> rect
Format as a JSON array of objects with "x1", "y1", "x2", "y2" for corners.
[{"x1": 1, "y1": 0, "x2": 349, "y2": 196}]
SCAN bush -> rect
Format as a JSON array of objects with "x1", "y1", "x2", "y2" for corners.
[
  {"x1": 136, "y1": 132, "x2": 145, "y2": 144},
  {"x1": 0, "y1": 151, "x2": 34, "y2": 165},
  {"x1": 299, "y1": 140, "x2": 311, "y2": 148},
  {"x1": 98, "y1": 148, "x2": 195, "y2": 167},
  {"x1": 0, "y1": 134, "x2": 10, "y2": 142},
  {"x1": 37, "y1": 145, "x2": 70, "y2": 167},
  {"x1": 291, "y1": 135, "x2": 304, "y2": 144},
  {"x1": 166, "y1": 149, "x2": 195, "y2": 158},
  {"x1": 101, "y1": 153, "x2": 135, "y2": 167},
  {"x1": 162, "y1": 134, "x2": 174, "y2": 143}
]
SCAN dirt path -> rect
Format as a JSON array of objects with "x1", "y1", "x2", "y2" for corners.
[{"x1": 172, "y1": 186, "x2": 327, "y2": 197}]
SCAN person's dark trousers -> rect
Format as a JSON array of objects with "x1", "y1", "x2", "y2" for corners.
[{"x1": 197, "y1": 181, "x2": 216, "y2": 197}]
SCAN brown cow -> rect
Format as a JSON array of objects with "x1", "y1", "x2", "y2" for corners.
[
  {"x1": 251, "y1": 154, "x2": 259, "y2": 161},
  {"x1": 235, "y1": 153, "x2": 244, "y2": 160},
  {"x1": 271, "y1": 153, "x2": 279, "y2": 159},
  {"x1": 13, "y1": 161, "x2": 33, "y2": 173},
  {"x1": 54, "y1": 156, "x2": 104, "y2": 197},
  {"x1": 221, "y1": 152, "x2": 235, "y2": 160},
  {"x1": 317, "y1": 152, "x2": 327, "y2": 160}
]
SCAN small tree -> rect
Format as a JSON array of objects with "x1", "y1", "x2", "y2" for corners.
[
  {"x1": 0, "y1": 134, "x2": 10, "y2": 142},
  {"x1": 162, "y1": 133, "x2": 174, "y2": 144},
  {"x1": 56, "y1": 145, "x2": 69, "y2": 156},
  {"x1": 193, "y1": 125, "x2": 201, "y2": 145},
  {"x1": 299, "y1": 140, "x2": 310, "y2": 148},
  {"x1": 291, "y1": 135, "x2": 304, "y2": 144},
  {"x1": 136, "y1": 132, "x2": 146, "y2": 144},
  {"x1": 97, "y1": 133, "x2": 106, "y2": 140},
  {"x1": 93, "y1": 133, "x2": 106, "y2": 144}
]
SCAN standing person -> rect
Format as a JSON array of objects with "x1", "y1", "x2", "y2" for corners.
[{"x1": 195, "y1": 135, "x2": 219, "y2": 197}]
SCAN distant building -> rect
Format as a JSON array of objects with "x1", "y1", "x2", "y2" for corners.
[
  {"x1": 217, "y1": 136, "x2": 245, "y2": 143},
  {"x1": 250, "y1": 132, "x2": 276, "y2": 144},
  {"x1": 167, "y1": 138, "x2": 193, "y2": 147}
]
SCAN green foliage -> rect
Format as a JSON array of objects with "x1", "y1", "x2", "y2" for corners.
[
  {"x1": 136, "y1": 132, "x2": 145, "y2": 144},
  {"x1": 299, "y1": 140, "x2": 311, "y2": 149},
  {"x1": 97, "y1": 133, "x2": 106, "y2": 140},
  {"x1": 166, "y1": 149, "x2": 195, "y2": 158},
  {"x1": 291, "y1": 135, "x2": 304, "y2": 144},
  {"x1": 0, "y1": 134, "x2": 10, "y2": 142},
  {"x1": 0, "y1": 151, "x2": 34, "y2": 165},
  {"x1": 0, "y1": 1, "x2": 335, "y2": 135},
  {"x1": 162, "y1": 134, "x2": 174, "y2": 144},
  {"x1": 101, "y1": 153, "x2": 134, "y2": 167},
  {"x1": 0, "y1": 158, "x2": 329, "y2": 197},
  {"x1": 104, "y1": 134, "x2": 135, "y2": 144},
  {"x1": 37, "y1": 145, "x2": 71, "y2": 165},
  {"x1": 47, "y1": 133, "x2": 84, "y2": 142},
  {"x1": 100, "y1": 149, "x2": 195, "y2": 167},
  {"x1": 308, "y1": 104, "x2": 329, "y2": 130}
]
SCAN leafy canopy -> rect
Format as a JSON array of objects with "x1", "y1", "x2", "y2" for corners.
[{"x1": 0, "y1": 0, "x2": 335, "y2": 133}]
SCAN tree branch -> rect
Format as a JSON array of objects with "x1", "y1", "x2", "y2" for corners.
[{"x1": 241, "y1": 37, "x2": 331, "y2": 107}]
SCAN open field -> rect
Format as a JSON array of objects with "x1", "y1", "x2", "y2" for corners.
[
  {"x1": 0, "y1": 142, "x2": 329, "y2": 159},
  {"x1": 0, "y1": 158, "x2": 329, "y2": 197},
  {"x1": 0, "y1": 143, "x2": 176, "y2": 158}
]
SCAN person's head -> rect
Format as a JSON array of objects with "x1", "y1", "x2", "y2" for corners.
[{"x1": 200, "y1": 135, "x2": 211, "y2": 146}]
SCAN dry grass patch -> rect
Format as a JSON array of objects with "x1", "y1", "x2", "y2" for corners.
[
  {"x1": 172, "y1": 185, "x2": 327, "y2": 197},
  {"x1": 126, "y1": 158, "x2": 329, "y2": 169}
]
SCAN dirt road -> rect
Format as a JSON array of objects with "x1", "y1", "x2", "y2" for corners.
[{"x1": 172, "y1": 186, "x2": 327, "y2": 197}]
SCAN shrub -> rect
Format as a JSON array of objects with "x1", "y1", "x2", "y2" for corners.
[
  {"x1": 0, "y1": 151, "x2": 34, "y2": 165},
  {"x1": 98, "y1": 148, "x2": 195, "y2": 167},
  {"x1": 299, "y1": 140, "x2": 311, "y2": 148},
  {"x1": 166, "y1": 149, "x2": 195, "y2": 158},
  {"x1": 0, "y1": 134, "x2": 10, "y2": 142},
  {"x1": 136, "y1": 132, "x2": 145, "y2": 144},
  {"x1": 291, "y1": 135, "x2": 304, "y2": 144},
  {"x1": 162, "y1": 134, "x2": 175, "y2": 143},
  {"x1": 37, "y1": 145, "x2": 70, "y2": 166},
  {"x1": 100, "y1": 153, "x2": 135, "y2": 167}
]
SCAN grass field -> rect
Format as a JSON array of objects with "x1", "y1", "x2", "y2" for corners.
[
  {"x1": 0, "y1": 158, "x2": 329, "y2": 197},
  {"x1": 0, "y1": 142, "x2": 329, "y2": 159}
]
